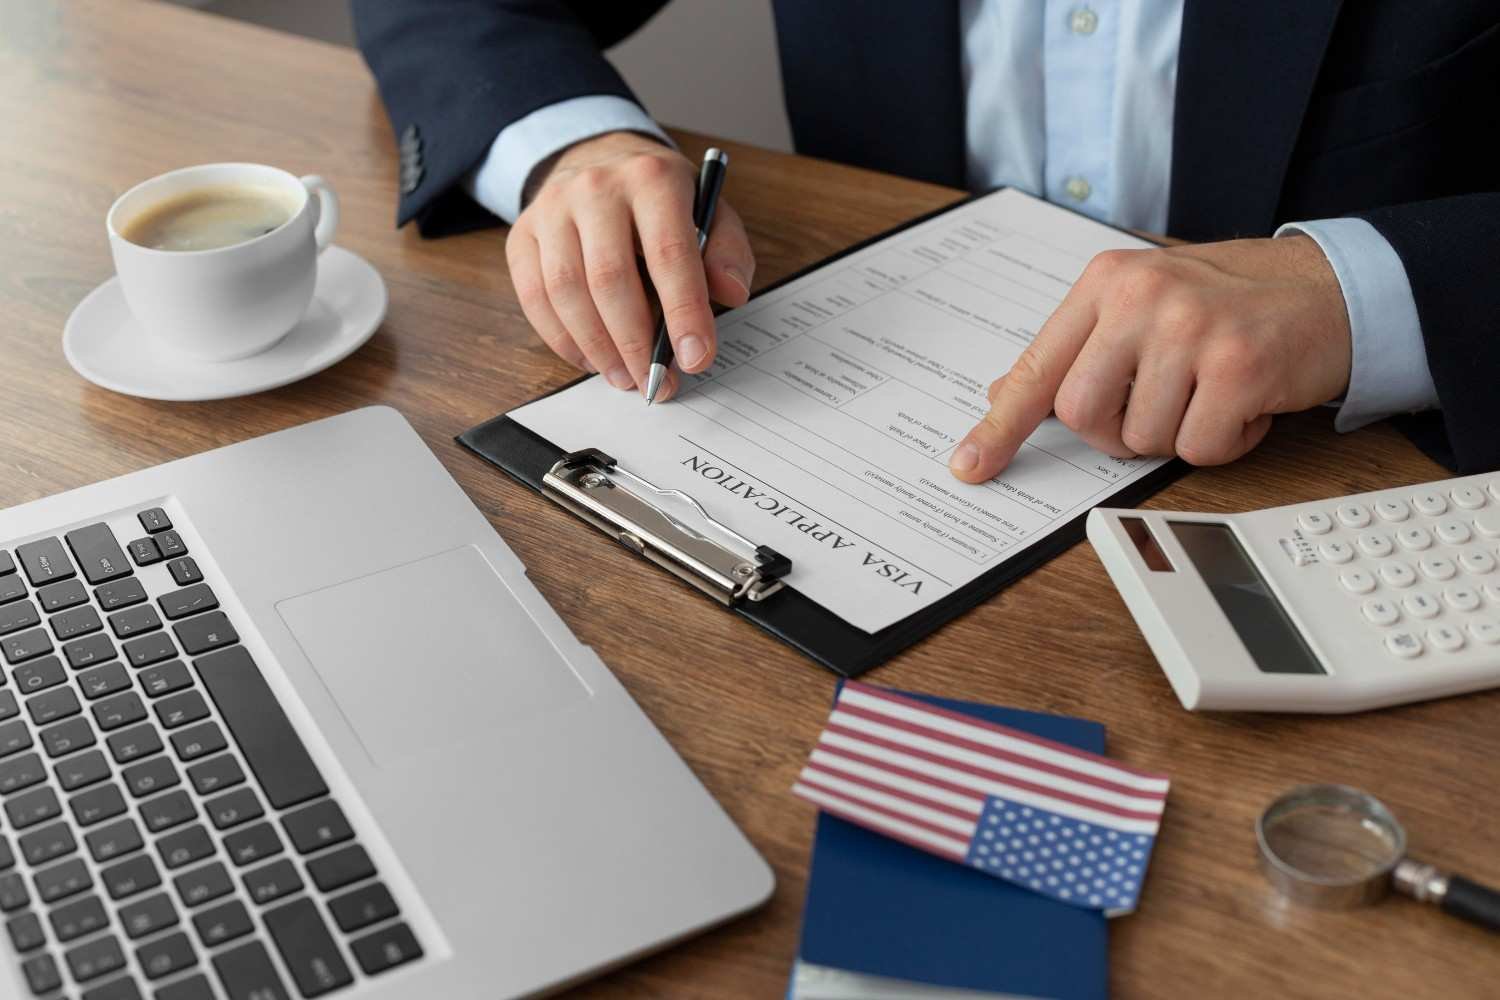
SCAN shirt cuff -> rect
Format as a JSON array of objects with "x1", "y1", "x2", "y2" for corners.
[
  {"x1": 463, "y1": 95, "x2": 671, "y2": 223},
  {"x1": 1275, "y1": 218, "x2": 1438, "y2": 432}
]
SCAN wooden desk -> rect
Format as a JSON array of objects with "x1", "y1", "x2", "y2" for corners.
[{"x1": 2, "y1": 2, "x2": 1493, "y2": 997}]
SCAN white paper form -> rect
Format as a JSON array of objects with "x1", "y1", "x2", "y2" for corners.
[{"x1": 510, "y1": 188, "x2": 1169, "y2": 633}]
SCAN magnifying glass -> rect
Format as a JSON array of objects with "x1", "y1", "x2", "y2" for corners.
[{"x1": 1257, "y1": 784, "x2": 1500, "y2": 931}]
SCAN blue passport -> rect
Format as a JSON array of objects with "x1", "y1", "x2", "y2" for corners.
[{"x1": 794, "y1": 690, "x2": 1108, "y2": 1000}]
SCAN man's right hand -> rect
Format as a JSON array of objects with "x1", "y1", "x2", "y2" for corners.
[{"x1": 505, "y1": 131, "x2": 755, "y2": 400}]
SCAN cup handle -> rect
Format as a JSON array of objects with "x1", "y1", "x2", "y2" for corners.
[{"x1": 300, "y1": 175, "x2": 339, "y2": 254}]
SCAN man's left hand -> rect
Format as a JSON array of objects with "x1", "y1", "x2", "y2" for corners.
[{"x1": 948, "y1": 235, "x2": 1353, "y2": 482}]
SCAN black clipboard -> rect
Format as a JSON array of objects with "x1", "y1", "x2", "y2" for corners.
[{"x1": 458, "y1": 191, "x2": 1185, "y2": 677}]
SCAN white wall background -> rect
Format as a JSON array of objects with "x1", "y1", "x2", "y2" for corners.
[{"x1": 163, "y1": 0, "x2": 793, "y2": 151}]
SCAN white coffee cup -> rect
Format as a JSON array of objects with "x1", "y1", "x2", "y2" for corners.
[{"x1": 107, "y1": 163, "x2": 340, "y2": 362}]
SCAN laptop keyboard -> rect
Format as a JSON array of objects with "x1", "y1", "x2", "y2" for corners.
[{"x1": 0, "y1": 507, "x2": 423, "y2": 998}]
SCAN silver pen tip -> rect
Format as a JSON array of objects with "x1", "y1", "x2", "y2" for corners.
[{"x1": 644, "y1": 363, "x2": 667, "y2": 405}]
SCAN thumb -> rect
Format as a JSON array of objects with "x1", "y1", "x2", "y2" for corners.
[{"x1": 703, "y1": 199, "x2": 755, "y2": 307}]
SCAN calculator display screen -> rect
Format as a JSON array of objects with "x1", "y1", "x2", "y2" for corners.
[{"x1": 1168, "y1": 521, "x2": 1326, "y2": 675}]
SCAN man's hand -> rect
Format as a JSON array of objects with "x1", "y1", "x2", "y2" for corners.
[
  {"x1": 948, "y1": 236, "x2": 1352, "y2": 482},
  {"x1": 505, "y1": 131, "x2": 755, "y2": 401}
]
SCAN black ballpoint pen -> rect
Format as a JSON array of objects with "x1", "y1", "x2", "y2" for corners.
[{"x1": 644, "y1": 146, "x2": 729, "y2": 405}]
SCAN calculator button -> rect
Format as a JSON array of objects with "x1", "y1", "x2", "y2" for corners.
[
  {"x1": 1361, "y1": 599, "x2": 1400, "y2": 626},
  {"x1": 1436, "y1": 520, "x2": 1472, "y2": 545},
  {"x1": 1318, "y1": 541, "x2": 1353, "y2": 564},
  {"x1": 1468, "y1": 619, "x2": 1500, "y2": 644},
  {"x1": 1402, "y1": 592, "x2": 1440, "y2": 619},
  {"x1": 1380, "y1": 562, "x2": 1416, "y2": 588},
  {"x1": 1376, "y1": 499, "x2": 1410, "y2": 522},
  {"x1": 1418, "y1": 555, "x2": 1457, "y2": 581},
  {"x1": 1485, "y1": 583, "x2": 1500, "y2": 603},
  {"x1": 1340, "y1": 570, "x2": 1376, "y2": 594},
  {"x1": 1413, "y1": 491, "x2": 1448, "y2": 516},
  {"x1": 1427, "y1": 625, "x2": 1465, "y2": 652},
  {"x1": 1475, "y1": 514, "x2": 1500, "y2": 538},
  {"x1": 1460, "y1": 549, "x2": 1497, "y2": 574},
  {"x1": 1298, "y1": 512, "x2": 1332, "y2": 535},
  {"x1": 1397, "y1": 526, "x2": 1432, "y2": 551},
  {"x1": 1443, "y1": 585, "x2": 1482, "y2": 612},
  {"x1": 1357, "y1": 532, "x2": 1393, "y2": 557},
  {"x1": 1385, "y1": 631, "x2": 1423, "y2": 658},
  {"x1": 1335, "y1": 504, "x2": 1371, "y2": 528},
  {"x1": 1451, "y1": 486, "x2": 1487, "y2": 510}
]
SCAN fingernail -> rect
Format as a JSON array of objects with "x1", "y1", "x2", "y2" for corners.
[
  {"x1": 950, "y1": 442, "x2": 980, "y2": 475},
  {"x1": 606, "y1": 366, "x2": 634, "y2": 389},
  {"x1": 723, "y1": 266, "x2": 751, "y2": 295},
  {"x1": 678, "y1": 335, "x2": 707, "y2": 369}
]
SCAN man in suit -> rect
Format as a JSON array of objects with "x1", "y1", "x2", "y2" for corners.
[{"x1": 354, "y1": 2, "x2": 1500, "y2": 478}]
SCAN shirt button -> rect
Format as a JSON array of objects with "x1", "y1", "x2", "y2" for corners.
[
  {"x1": 1064, "y1": 176, "x2": 1092, "y2": 201},
  {"x1": 1069, "y1": 7, "x2": 1099, "y2": 35}
]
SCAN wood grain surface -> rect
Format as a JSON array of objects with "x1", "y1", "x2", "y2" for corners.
[{"x1": 1, "y1": 2, "x2": 1494, "y2": 997}]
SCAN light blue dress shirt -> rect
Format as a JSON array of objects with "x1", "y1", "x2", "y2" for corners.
[{"x1": 465, "y1": 1, "x2": 1437, "y2": 430}]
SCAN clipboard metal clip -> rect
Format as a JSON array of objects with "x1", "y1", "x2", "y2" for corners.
[{"x1": 543, "y1": 449, "x2": 792, "y2": 606}]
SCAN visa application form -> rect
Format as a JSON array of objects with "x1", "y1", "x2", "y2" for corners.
[{"x1": 510, "y1": 188, "x2": 1170, "y2": 634}]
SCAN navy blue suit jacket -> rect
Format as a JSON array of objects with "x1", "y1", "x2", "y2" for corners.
[{"x1": 354, "y1": 1, "x2": 1500, "y2": 472}]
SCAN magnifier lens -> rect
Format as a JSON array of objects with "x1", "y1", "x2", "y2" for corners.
[{"x1": 1258, "y1": 785, "x2": 1407, "y2": 907}]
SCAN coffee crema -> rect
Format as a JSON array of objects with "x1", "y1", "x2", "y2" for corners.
[{"x1": 119, "y1": 184, "x2": 297, "y2": 252}]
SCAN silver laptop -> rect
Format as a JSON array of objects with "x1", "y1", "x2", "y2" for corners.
[{"x1": 0, "y1": 406, "x2": 772, "y2": 1000}]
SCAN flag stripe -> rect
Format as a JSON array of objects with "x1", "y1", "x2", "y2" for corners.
[
  {"x1": 791, "y1": 783, "x2": 970, "y2": 860},
  {"x1": 843, "y1": 683, "x2": 1171, "y2": 792},
  {"x1": 800, "y1": 760, "x2": 984, "y2": 824},
  {"x1": 796, "y1": 767, "x2": 979, "y2": 837},
  {"x1": 809, "y1": 747, "x2": 990, "y2": 814}
]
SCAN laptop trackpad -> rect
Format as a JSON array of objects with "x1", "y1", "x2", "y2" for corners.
[{"x1": 276, "y1": 545, "x2": 590, "y2": 768}]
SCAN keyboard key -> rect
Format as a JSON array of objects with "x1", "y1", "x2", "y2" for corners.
[
  {"x1": 157, "y1": 531, "x2": 188, "y2": 558},
  {"x1": 17, "y1": 537, "x2": 76, "y2": 587},
  {"x1": 6, "y1": 786, "x2": 62, "y2": 829},
  {"x1": 0, "y1": 835, "x2": 10, "y2": 869},
  {"x1": 242, "y1": 859, "x2": 302, "y2": 906},
  {"x1": 119, "y1": 891, "x2": 179, "y2": 940},
  {"x1": 1334, "y1": 503, "x2": 1371, "y2": 528},
  {"x1": 1452, "y1": 485, "x2": 1487, "y2": 510},
  {"x1": 1471, "y1": 618, "x2": 1500, "y2": 644},
  {"x1": 0, "y1": 871, "x2": 30, "y2": 911},
  {"x1": 156, "y1": 690, "x2": 210, "y2": 729},
  {"x1": 282, "y1": 799, "x2": 353, "y2": 855},
  {"x1": 56, "y1": 748, "x2": 111, "y2": 791},
  {"x1": 0, "y1": 751, "x2": 45, "y2": 794},
  {"x1": 41, "y1": 715, "x2": 95, "y2": 757},
  {"x1": 1444, "y1": 585, "x2": 1483, "y2": 612},
  {"x1": 1437, "y1": 519, "x2": 1473, "y2": 545},
  {"x1": 213, "y1": 940, "x2": 291, "y2": 1000},
  {"x1": 65, "y1": 632, "x2": 119, "y2": 669},
  {"x1": 13, "y1": 652, "x2": 65, "y2": 692},
  {"x1": 1296, "y1": 511, "x2": 1331, "y2": 535},
  {"x1": 102, "y1": 853, "x2": 161, "y2": 901},
  {"x1": 1428, "y1": 624, "x2": 1465, "y2": 652},
  {"x1": 1402, "y1": 592, "x2": 1441, "y2": 620},
  {"x1": 0, "y1": 575, "x2": 24, "y2": 605},
  {"x1": 107, "y1": 723, "x2": 164, "y2": 764},
  {"x1": 193, "y1": 898, "x2": 253, "y2": 948},
  {"x1": 70, "y1": 782, "x2": 127, "y2": 826},
  {"x1": 28, "y1": 685, "x2": 81, "y2": 725},
  {"x1": 1413, "y1": 491, "x2": 1448, "y2": 516},
  {"x1": 171, "y1": 721, "x2": 226, "y2": 762},
  {"x1": 196, "y1": 647, "x2": 326, "y2": 808},
  {"x1": 79, "y1": 661, "x2": 132, "y2": 700},
  {"x1": 157, "y1": 974, "x2": 215, "y2": 1000},
  {"x1": 0, "y1": 690, "x2": 16, "y2": 721},
  {"x1": 110, "y1": 605, "x2": 163, "y2": 640},
  {"x1": 94, "y1": 691, "x2": 148, "y2": 731},
  {"x1": 1386, "y1": 630, "x2": 1423, "y2": 658},
  {"x1": 35, "y1": 857, "x2": 92, "y2": 903},
  {"x1": 264, "y1": 896, "x2": 354, "y2": 997},
  {"x1": 51, "y1": 604, "x2": 104, "y2": 640},
  {"x1": 1317, "y1": 540, "x2": 1352, "y2": 564},
  {"x1": 1461, "y1": 548, "x2": 1497, "y2": 574},
  {"x1": 37, "y1": 578, "x2": 89, "y2": 612},
  {"x1": 1476, "y1": 513, "x2": 1500, "y2": 538},
  {"x1": 187, "y1": 754, "x2": 244, "y2": 796},
  {"x1": 51, "y1": 893, "x2": 108, "y2": 941},
  {"x1": 0, "y1": 598, "x2": 41, "y2": 635},
  {"x1": 137, "y1": 930, "x2": 195, "y2": 980},
  {"x1": 82, "y1": 976, "x2": 144, "y2": 1000},
  {"x1": 67, "y1": 931, "x2": 127, "y2": 982},
  {"x1": 139, "y1": 660, "x2": 192, "y2": 698},
  {"x1": 95, "y1": 578, "x2": 148, "y2": 612},
  {"x1": 350, "y1": 922, "x2": 422, "y2": 976},
  {"x1": 158, "y1": 824, "x2": 214, "y2": 870},
  {"x1": 1397, "y1": 525, "x2": 1432, "y2": 551},
  {"x1": 19, "y1": 821, "x2": 76, "y2": 865},
  {"x1": 124, "y1": 632, "x2": 177, "y2": 668},
  {"x1": 142, "y1": 790, "x2": 197, "y2": 834},
  {"x1": 174, "y1": 861, "x2": 232, "y2": 908},
  {"x1": 1380, "y1": 561, "x2": 1416, "y2": 588},
  {"x1": 66, "y1": 523, "x2": 133, "y2": 585},
  {"x1": 1418, "y1": 554, "x2": 1457, "y2": 581},
  {"x1": 0, "y1": 551, "x2": 11, "y2": 576},
  {"x1": 306, "y1": 844, "x2": 375, "y2": 893},
  {"x1": 224, "y1": 822, "x2": 282, "y2": 868},
  {"x1": 1376, "y1": 498, "x2": 1410, "y2": 522},
  {"x1": 206, "y1": 787, "x2": 263, "y2": 831},
  {"x1": 128, "y1": 537, "x2": 163, "y2": 567},
  {"x1": 1, "y1": 718, "x2": 34, "y2": 757},
  {"x1": 21, "y1": 952, "x2": 62, "y2": 995},
  {"x1": 123, "y1": 755, "x2": 180, "y2": 798},
  {"x1": 174, "y1": 612, "x2": 237, "y2": 656},
  {"x1": 85, "y1": 817, "x2": 143, "y2": 864},
  {"x1": 7, "y1": 910, "x2": 45, "y2": 951},
  {"x1": 159, "y1": 584, "x2": 219, "y2": 622},
  {"x1": 2, "y1": 627, "x2": 52, "y2": 664},
  {"x1": 139, "y1": 508, "x2": 172, "y2": 534},
  {"x1": 329, "y1": 880, "x2": 398, "y2": 932},
  {"x1": 167, "y1": 557, "x2": 202, "y2": 586}
]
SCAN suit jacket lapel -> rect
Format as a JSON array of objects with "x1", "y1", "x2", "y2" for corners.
[{"x1": 1168, "y1": 1, "x2": 1343, "y2": 240}]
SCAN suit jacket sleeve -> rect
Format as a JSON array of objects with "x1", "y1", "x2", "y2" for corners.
[
  {"x1": 1356, "y1": 195, "x2": 1500, "y2": 473},
  {"x1": 352, "y1": 0, "x2": 669, "y2": 236}
]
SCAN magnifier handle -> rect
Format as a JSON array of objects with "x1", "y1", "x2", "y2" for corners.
[{"x1": 1443, "y1": 876, "x2": 1500, "y2": 932}]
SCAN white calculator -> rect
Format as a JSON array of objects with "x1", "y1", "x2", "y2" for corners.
[{"x1": 1087, "y1": 473, "x2": 1500, "y2": 713}]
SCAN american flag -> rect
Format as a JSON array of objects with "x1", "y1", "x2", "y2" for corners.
[{"x1": 792, "y1": 682, "x2": 1170, "y2": 914}]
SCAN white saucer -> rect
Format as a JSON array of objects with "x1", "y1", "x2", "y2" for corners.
[{"x1": 63, "y1": 245, "x2": 388, "y2": 402}]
